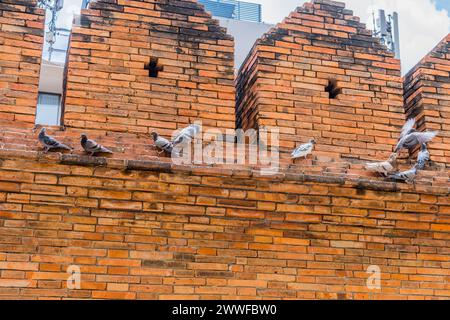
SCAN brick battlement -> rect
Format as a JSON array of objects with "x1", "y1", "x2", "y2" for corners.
[
  {"x1": 0, "y1": 0, "x2": 44, "y2": 125},
  {"x1": 403, "y1": 35, "x2": 450, "y2": 167},
  {"x1": 64, "y1": 0, "x2": 235, "y2": 135},
  {"x1": 237, "y1": 0, "x2": 404, "y2": 161}
]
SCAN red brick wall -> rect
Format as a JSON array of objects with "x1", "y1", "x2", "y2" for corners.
[
  {"x1": 0, "y1": 0, "x2": 44, "y2": 125},
  {"x1": 0, "y1": 153, "x2": 449, "y2": 300},
  {"x1": 63, "y1": 0, "x2": 235, "y2": 136},
  {"x1": 403, "y1": 34, "x2": 450, "y2": 167},
  {"x1": 236, "y1": 0, "x2": 405, "y2": 161}
]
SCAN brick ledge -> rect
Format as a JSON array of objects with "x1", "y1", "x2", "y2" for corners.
[{"x1": 0, "y1": 148, "x2": 448, "y2": 195}]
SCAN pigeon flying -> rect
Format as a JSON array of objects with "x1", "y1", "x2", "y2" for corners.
[
  {"x1": 80, "y1": 134, "x2": 113, "y2": 156},
  {"x1": 292, "y1": 139, "x2": 316, "y2": 160},
  {"x1": 38, "y1": 127, "x2": 72, "y2": 153},
  {"x1": 395, "y1": 119, "x2": 438, "y2": 153}
]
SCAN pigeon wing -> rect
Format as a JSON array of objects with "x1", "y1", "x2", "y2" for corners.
[
  {"x1": 42, "y1": 134, "x2": 60, "y2": 147},
  {"x1": 84, "y1": 139, "x2": 100, "y2": 152},
  {"x1": 292, "y1": 143, "x2": 312, "y2": 158},
  {"x1": 399, "y1": 118, "x2": 415, "y2": 141},
  {"x1": 156, "y1": 137, "x2": 173, "y2": 152},
  {"x1": 416, "y1": 131, "x2": 438, "y2": 145}
]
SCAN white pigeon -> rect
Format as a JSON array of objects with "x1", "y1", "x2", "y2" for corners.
[
  {"x1": 38, "y1": 127, "x2": 72, "y2": 153},
  {"x1": 151, "y1": 131, "x2": 173, "y2": 155},
  {"x1": 389, "y1": 166, "x2": 418, "y2": 184},
  {"x1": 80, "y1": 134, "x2": 113, "y2": 156},
  {"x1": 365, "y1": 153, "x2": 398, "y2": 177},
  {"x1": 172, "y1": 124, "x2": 201, "y2": 146},
  {"x1": 292, "y1": 139, "x2": 316, "y2": 160},
  {"x1": 416, "y1": 143, "x2": 430, "y2": 170},
  {"x1": 395, "y1": 119, "x2": 438, "y2": 154}
]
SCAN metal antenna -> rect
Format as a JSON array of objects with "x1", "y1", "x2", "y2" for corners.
[
  {"x1": 371, "y1": 0, "x2": 378, "y2": 36},
  {"x1": 373, "y1": 7, "x2": 401, "y2": 59},
  {"x1": 37, "y1": 1, "x2": 65, "y2": 61}
]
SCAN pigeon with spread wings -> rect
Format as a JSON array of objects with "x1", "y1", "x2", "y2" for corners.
[{"x1": 395, "y1": 118, "x2": 438, "y2": 154}]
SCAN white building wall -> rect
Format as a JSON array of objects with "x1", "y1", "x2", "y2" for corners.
[{"x1": 217, "y1": 17, "x2": 274, "y2": 70}]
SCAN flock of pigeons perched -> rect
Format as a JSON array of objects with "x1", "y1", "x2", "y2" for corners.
[
  {"x1": 365, "y1": 118, "x2": 437, "y2": 183},
  {"x1": 291, "y1": 118, "x2": 438, "y2": 183},
  {"x1": 36, "y1": 124, "x2": 201, "y2": 157},
  {"x1": 36, "y1": 118, "x2": 437, "y2": 184}
]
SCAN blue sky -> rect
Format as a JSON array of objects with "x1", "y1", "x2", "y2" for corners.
[{"x1": 435, "y1": 0, "x2": 450, "y2": 13}]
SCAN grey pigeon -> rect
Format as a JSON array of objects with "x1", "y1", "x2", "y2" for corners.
[
  {"x1": 398, "y1": 118, "x2": 416, "y2": 144},
  {"x1": 389, "y1": 166, "x2": 418, "y2": 184},
  {"x1": 151, "y1": 131, "x2": 173, "y2": 155},
  {"x1": 365, "y1": 153, "x2": 398, "y2": 177},
  {"x1": 416, "y1": 144, "x2": 430, "y2": 170},
  {"x1": 172, "y1": 124, "x2": 201, "y2": 146},
  {"x1": 395, "y1": 119, "x2": 438, "y2": 153},
  {"x1": 38, "y1": 127, "x2": 72, "y2": 153},
  {"x1": 292, "y1": 139, "x2": 316, "y2": 160},
  {"x1": 81, "y1": 134, "x2": 113, "y2": 156}
]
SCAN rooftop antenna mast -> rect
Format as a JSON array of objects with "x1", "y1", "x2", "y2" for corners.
[
  {"x1": 372, "y1": 7, "x2": 401, "y2": 59},
  {"x1": 37, "y1": 0, "x2": 65, "y2": 61}
]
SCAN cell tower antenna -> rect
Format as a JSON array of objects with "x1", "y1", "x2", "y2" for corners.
[
  {"x1": 37, "y1": 1, "x2": 65, "y2": 60},
  {"x1": 374, "y1": 8, "x2": 401, "y2": 59}
]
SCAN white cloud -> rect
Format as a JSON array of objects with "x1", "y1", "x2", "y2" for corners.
[{"x1": 251, "y1": 0, "x2": 450, "y2": 74}]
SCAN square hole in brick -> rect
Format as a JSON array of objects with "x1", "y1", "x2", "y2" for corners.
[
  {"x1": 145, "y1": 57, "x2": 164, "y2": 78},
  {"x1": 325, "y1": 79, "x2": 342, "y2": 99}
]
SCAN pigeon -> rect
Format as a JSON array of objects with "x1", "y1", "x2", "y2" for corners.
[
  {"x1": 389, "y1": 166, "x2": 418, "y2": 184},
  {"x1": 416, "y1": 143, "x2": 430, "y2": 170},
  {"x1": 292, "y1": 139, "x2": 316, "y2": 160},
  {"x1": 80, "y1": 134, "x2": 113, "y2": 156},
  {"x1": 365, "y1": 153, "x2": 398, "y2": 177},
  {"x1": 395, "y1": 119, "x2": 438, "y2": 154},
  {"x1": 38, "y1": 127, "x2": 72, "y2": 153},
  {"x1": 172, "y1": 124, "x2": 201, "y2": 146},
  {"x1": 151, "y1": 131, "x2": 173, "y2": 155},
  {"x1": 398, "y1": 118, "x2": 416, "y2": 144}
]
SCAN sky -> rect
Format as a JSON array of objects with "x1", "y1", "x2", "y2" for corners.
[{"x1": 57, "y1": 0, "x2": 450, "y2": 73}]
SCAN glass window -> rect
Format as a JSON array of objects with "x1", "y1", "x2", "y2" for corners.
[{"x1": 35, "y1": 93, "x2": 62, "y2": 126}]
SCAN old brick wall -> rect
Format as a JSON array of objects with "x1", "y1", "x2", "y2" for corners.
[
  {"x1": 236, "y1": 0, "x2": 405, "y2": 161},
  {"x1": 64, "y1": 0, "x2": 235, "y2": 136},
  {"x1": 0, "y1": 153, "x2": 449, "y2": 300},
  {"x1": 403, "y1": 34, "x2": 450, "y2": 167},
  {"x1": 0, "y1": 0, "x2": 449, "y2": 301},
  {"x1": 0, "y1": 0, "x2": 44, "y2": 125}
]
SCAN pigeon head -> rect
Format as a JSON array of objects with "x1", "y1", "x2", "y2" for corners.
[
  {"x1": 151, "y1": 132, "x2": 159, "y2": 141},
  {"x1": 80, "y1": 134, "x2": 88, "y2": 142},
  {"x1": 421, "y1": 143, "x2": 427, "y2": 151},
  {"x1": 310, "y1": 139, "x2": 316, "y2": 145},
  {"x1": 32, "y1": 124, "x2": 42, "y2": 133}
]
